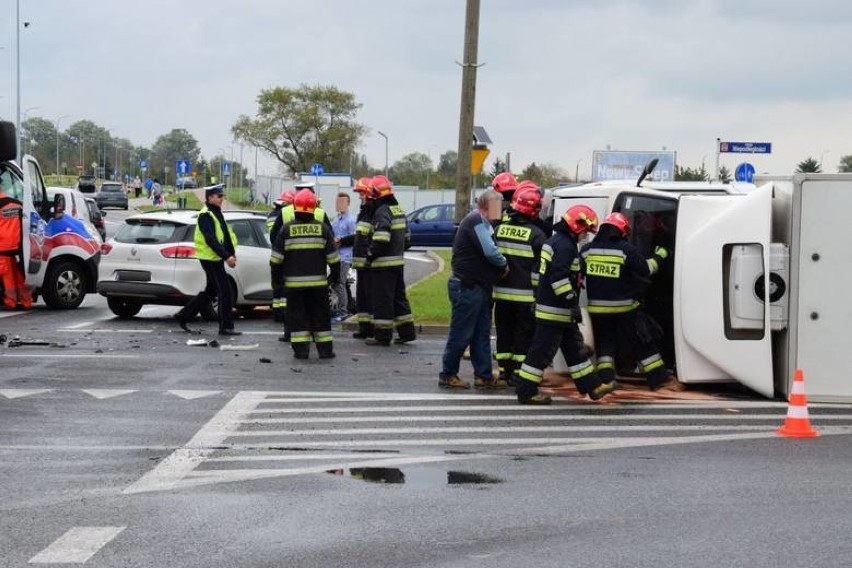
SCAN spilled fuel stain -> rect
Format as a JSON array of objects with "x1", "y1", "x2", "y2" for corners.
[{"x1": 327, "y1": 467, "x2": 504, "y2": 487}]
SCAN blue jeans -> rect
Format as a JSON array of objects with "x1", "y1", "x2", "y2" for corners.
[{"x1": 441, "y1": 277, "x2": 493, "y2": 380}]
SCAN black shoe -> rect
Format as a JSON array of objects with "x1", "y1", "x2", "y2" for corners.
[
  {"x1": 393, "y1": 336, "x2": 416, "y2": 345},
  {"x1": 293, "y1": 352, "x2": 309, "y2": 360},
  {"x1": 218, "y1": 329, "x2": 242, "y2": 336},
  {"x1": 365, "y1": 338, "x2": 391, "y2": 346},
  {"x1": 173, "y1": 314, "x2": 196, "y2": 334},
  {"x1": 352, "y1": 331, "x2": 372, "y2": 339},
  {"x1": 318, "y1": 351, "x2": 336, "y2": 359}
]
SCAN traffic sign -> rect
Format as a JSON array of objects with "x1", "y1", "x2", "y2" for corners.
[
  {"x1": 719, "y1": 141, "x2": 772, "y2": 154},
  {"x1": 176, "y1": 160, "x2": 191, "y2": 175},
  {"x1": 311, "y1": 163, "x2": 324, "y2": 176},
  {"x1": 140, "y1": 160, "x2": 147, "y2": 169},
  {"x1": 735, "y1": 162, "x2": 756, "y2": 183},
  {"x1": 223, "y1": 162, "x2": 231, "y2": 176}
]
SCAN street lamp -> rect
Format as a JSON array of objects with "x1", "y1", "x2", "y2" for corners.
[
  {"x1": 15, "y1": 0, "x2": 21, "y2": 162},
  {"x1": 575, "y1": 158, "x2": 584, "y2": 183},
  {"x1": 55, "y1": 114, "x2": 70, "y2": 177},
  {"x1": 21, "y1": 106, "x2": 40, "y2": 156},
  {"x1": 377, "y1": 131, "x2": 388, "y2": 177}
]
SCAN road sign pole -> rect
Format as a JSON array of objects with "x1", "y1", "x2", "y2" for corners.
[{"x1": 715, "y1": 137, "x2": 721, "y2": 182}]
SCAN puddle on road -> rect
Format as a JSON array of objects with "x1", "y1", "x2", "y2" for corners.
[{"x1": 326, "y1": 467, "x2": 504, "y2": 487}]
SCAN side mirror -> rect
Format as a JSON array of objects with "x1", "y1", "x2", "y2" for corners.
[
  {"x1": 412, "y1": 218, "x2": 421, "y2": 224},
  {"x1": 100, "y1": 210, "x2": 107, "y2": 217},
  {"x1": 52, "y1": 194, "x2": 66, "y2": 219}
]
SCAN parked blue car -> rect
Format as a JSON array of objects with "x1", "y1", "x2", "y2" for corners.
[{"x1": 407, "y1": 203, "x2": 458, "y2": 247}]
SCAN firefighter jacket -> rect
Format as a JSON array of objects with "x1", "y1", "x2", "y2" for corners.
[
  {"x1": 493, "y1": 213, "x2": 546, "y2": 303},
  {"x1": 367, "y1": 196, "x2": 409, "y2": 269},
  {"x1": 270, "y1": 216, "x2": 340, "y2": 290},
  {"x1": 0, "y1": 194, "x2": 24, "y2": 254},
  {"x1": 194, "y1": 205, "x2": 237, "y2": 261},
  {"x1": 533, "y1": 222, "x2": 583, "y2": 326},
  {"x1": 270, "y1": 204, "x2": 330, "y2": 242},
  {"x1": 265, "y1": 204, "x2": 283, "y2": 233},
  {"x1": 579, "y1": 225, "x2": 665, "y2": 314},
  {"x1": 350, "y1": 202, "x2": 374, "y2": 269}
]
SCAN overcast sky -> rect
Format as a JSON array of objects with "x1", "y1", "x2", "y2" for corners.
[{"x1": 3, "y1": 0, "x2": 851, "y2": 179}]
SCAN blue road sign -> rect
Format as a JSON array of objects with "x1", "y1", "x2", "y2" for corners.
[
  {"x1": 139, "y1": 160, "x2": 147, "y2": 171},
  {"x1": 176, "y1": 160, "x2": 191, "y2": 175},
  {"x1": 311, "y1": 163, "x2": 324, "y2": 176},
  {"x1": 735, "y1": 162, "x2": 756, "y2": 183},
  {"x1": 223, "y1": 162, "x2": 231, "y2": 176},
  {"x1": 719, "y1": 141, "x2": 772, "y2": 154}
]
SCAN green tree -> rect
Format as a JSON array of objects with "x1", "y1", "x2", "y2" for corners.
[
  {"x1": 150, "y1": 129, "x2": 202, "y2": 183},
  {"x1": 65, "y1": 120, "x2": 111, "y2": 177},
  {"x1": 518, "y1": 162, "x2": 566, "y2": 188},
  {"x1": 796, "y1": 157, "x2": 821, "y2": 173},
  {"x1": 232, "y1": 84, "x2": 365, "y2": 175},
  {"x1": 675, "y1": 164, "x2": 709, "y2": 181},
  {"x1": 20, "y1": 117, "x2": 56, "y2": 167},
  {"x1": 390, "y1": 152, "x2": 432, "y2": 187},
  {"x1": 718, "y1": 165, "x2": 732, "y2": 183},
  {"x1": 837, "y1": 155, "x2": 852, "y2": 173},
  {"x1": 488, "y1": 157, "x2": 507, "y2": 179}
]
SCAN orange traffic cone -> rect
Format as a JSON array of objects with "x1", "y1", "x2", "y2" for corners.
[{"x1": 776, "y1": 369, "x2": 819, "y2": 438}]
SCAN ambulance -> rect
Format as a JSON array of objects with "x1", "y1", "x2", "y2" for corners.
[
  {"x1": 550, "y1": 160, "x2": 850, "y2": 402},
  {"x1": 0, "y1": 121, "x2": 100, "y2": 309}
]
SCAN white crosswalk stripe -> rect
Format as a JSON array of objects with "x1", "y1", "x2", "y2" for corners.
[{"x1": 125, "y1": 390, "x2": 852, "y2": 494}]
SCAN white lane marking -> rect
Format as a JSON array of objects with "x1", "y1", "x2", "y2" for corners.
[
  {"x1": 124, "y1": 391, "x2": 264, "y2": 494},
  {"x1": 244, "y1": 413, "x2": 852, "y2": 425},
  {"x1": 58, "y1": 329, "x2": 153, "y2": 333},
  {"x1": 64, "y1": 321, "x2": 95, "y2": 329},
  {"x1": 248, "y1": 402, "x2": 797, "y2": 413},
  {"x1": 168, "y1": 390, "x2": 221, "y2": 400},
  {"x1": 404, "y1": 253, "x2": 435, "y2": 263},
  {"x1": 257, "y1": 390, "x2": 516, "y2": 399},
  {"x1": 0, "y1": 389, "x2": 53, "y2": 399},
  {"x1": 0, "y1": 310, "x2": 29, "y2": 318},
  {"x1": 29, "y1": 526, "x2": 125, "y2": 564},
  {"x1": 207, "y1": 453, "x2": 397, "y2": 462},
  {"x1": 82, "y1": 389, "x2": 136, "y2": 400},
  {"x1": 0, "y1": 354, "x2": 141, "y2": 359},
  {"x1": 227, "y1": 424, "x2": 773, "y2": 437}
]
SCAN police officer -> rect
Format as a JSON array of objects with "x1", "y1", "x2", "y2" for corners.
[
  {"x1": 365, "y1": 175, "x2": 416, "y2": 346},
  {"x1": 580, "y1": 212, "x2": 684, "y2": 392},
  {"x1": 0, "y1": 185, "x2": 31, "y2": 309},
  {"x1": 493, "y1": 182, "x2": 547, "y2": 387},
  {"x1": 270, "y1": 189, "x2": 340, "y2": 360},
  {"x1": 344, "y1": 177, "x2": 375, "y2": 339},
  {"x1": 269, "y1": 189, "x2": 297, "y2": 327},
  {"x1": 515, "y1": 205, "x2": 617, "y2": 405},
  {"x1": 175, "y1": 184, "x2": 241, "y2": 335}
]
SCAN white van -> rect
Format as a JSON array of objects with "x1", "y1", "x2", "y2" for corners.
[{"x1": 0, "y1": 121, "x2": 101, "y2": 308}]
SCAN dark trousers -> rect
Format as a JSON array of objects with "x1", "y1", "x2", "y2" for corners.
[
  {"x1": 287, "y1": 287, "x2": 333, "y2": 357},
  {"x1": 177, "y1": 260, "x2": 234, "y2": 331},
  {"x1": 517, "y1": 322, "x2": 600, "y2": 396},
  {"x1": 355, "y1": 268, "x2": 373, "y2": 336},
  {"x1": 370, "y1": 266, "x2": 415, "y2": 343},
  {"x1": 494, "y1": 300, "x2": 535, "y2": 380},
  {"x1": 590, "y1": 309, "x2": 668, "y2": 388}
]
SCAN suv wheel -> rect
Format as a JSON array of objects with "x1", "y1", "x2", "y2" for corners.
[
  {"x1": 107, "y1": 298, "x2": 143, "y2": 318},
  {"x1": 42, "y1": 260, "x2": 86, "y2": 309}
]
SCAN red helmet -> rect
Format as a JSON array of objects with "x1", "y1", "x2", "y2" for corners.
[
  {"x1": 492, "y1": 172, "x2": 518, "y2": 194},
  {"x1": 562, "y1": 205, "x2": 599, "y2": 235},
  {"x1": 293, "y1": 189, "x2": 318, "y2": 214},
  {"x1": 511, "y1": 186, "x2": 542, "y2": 218},
  {"x1": 353, "y1": 177, "x2": 372, "y2": 196},
  {"x1": 370, "y1": 175, "x2": 393, "y2": 199},
  {"x1": 277, "y1": 189, "x2": 297, "y2": 205},
  {"x1": 601, "y1": 212, "x2": 630, "y2": 236}
]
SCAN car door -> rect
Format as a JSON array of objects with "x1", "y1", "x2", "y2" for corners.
[
  {"x1": 21, "y1": 156, "x2": 49, "y2": 285},
  {"x1": 439, "y1": 204, "x2": 458, "y2": 246},
  {"x1": 228, "y1": 218, "x2": 273, "y2": 302}
]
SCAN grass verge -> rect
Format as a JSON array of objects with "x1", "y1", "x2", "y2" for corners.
[{"x1": 408, "y1": 249, "x2": 451, "y2": 325}]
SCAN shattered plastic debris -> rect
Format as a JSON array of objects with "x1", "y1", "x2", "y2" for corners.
[
  {"x1": 219, "y1": 344, "x2": 259, "y2": 351},
  {"x1": 186, "y1": 339, "x2": 208, "y2": 347}
]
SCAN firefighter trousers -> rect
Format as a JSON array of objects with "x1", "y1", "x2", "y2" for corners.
[
  {"x1": 0, "y1": 255, "x2": 32, "y2": 309},
  {"x1": 515, "y1": 321, "x2": 600, "y2": 397},
  {"x1": 494, "y1": 300, "x2": 535, "y2": 380},
  {"x1": 355, "y1": 267, "x2": 374, "y2": 337},
  {"x1": 287, "y1": 286, "x2": 334, "y2": 357},
  {"x1": 370, "y1": 266, "x2": 415, "y2": 343},
  {"x1": 590, "y1": 309, "x2": 669, "y2": 388}
]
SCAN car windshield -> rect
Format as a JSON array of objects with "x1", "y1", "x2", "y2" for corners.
[{"x1": 115, "y1": 219, "x2": 186, "y2": 244}]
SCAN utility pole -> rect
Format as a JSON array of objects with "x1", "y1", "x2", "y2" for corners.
[{"x1": 454, "y1": 0, "x2": 481, "y2": 223}]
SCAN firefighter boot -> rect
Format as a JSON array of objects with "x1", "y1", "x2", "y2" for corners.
[
  {"x1": 317, "y1": 341, "x2": 336, "y2": 360},
  {"x1": 292, "y1": 343, "x2": 310, "y2": 360},
  {"x1": 499, "y1": 360, "x2": 517, "y2": 387},
  {"x1": 515, "y1": 376, "x2": 552, "y2": 405}
]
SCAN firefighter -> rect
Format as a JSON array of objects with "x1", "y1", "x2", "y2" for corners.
[
  {"x1": 365, "y1": 175, "x2": 416, "y2": 346},
  {"x1": 269, "y1": 189, "x2": 296, "y2": 327},
  {"x1": 347, "y1": 177, "x2": 375, "y2": 339},
  {"x1": 269, "y1": 182, "x2": 331, "y2": 243},
  {"x1": 580, "y1": 212, "x2": 685, "y2": 392},
  {"x1": 492, "y1": 172, "x2": 552, "y2": 238},
  {"x1": 514, "y1": 205, "x2": 617, "y2": 405},
  {"x1": 493, "y1": 182, "x2": 547, "y2": 387},
  {"x1": 270, "y1": 189, "x2": 340, "y2": 360},
  {"x1": 0, "y1": 186, "x2": 32, "y2": 309}
]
